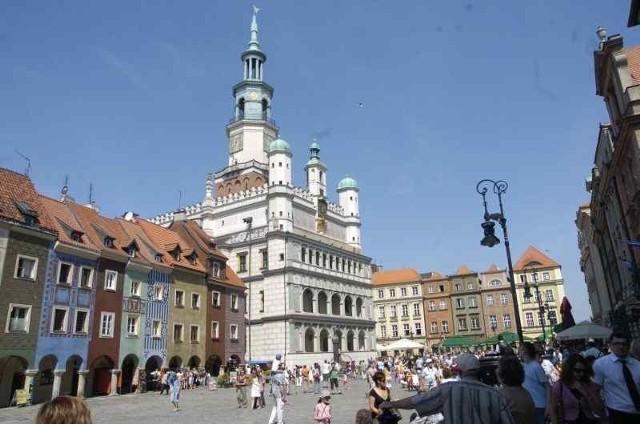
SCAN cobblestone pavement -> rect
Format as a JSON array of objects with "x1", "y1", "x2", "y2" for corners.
[{"x1": 0, "y1": 379, "x2": 408, "y2": 424}]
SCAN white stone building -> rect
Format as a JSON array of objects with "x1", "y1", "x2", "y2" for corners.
[{"x1": 150, "y1": 9, "x2": 376, "y2": 365}]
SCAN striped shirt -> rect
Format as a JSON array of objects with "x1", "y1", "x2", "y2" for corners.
[{"x1": 411, "y1": 378, "x2": 515, "y2": 424}]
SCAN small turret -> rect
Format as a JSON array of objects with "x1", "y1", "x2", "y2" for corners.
[
  {"x1": 337, "y1": 175, "x2": 361, "y2": 248},
  {"x1": 304, "y1": 141, "x2": 327, "y2": 197}
]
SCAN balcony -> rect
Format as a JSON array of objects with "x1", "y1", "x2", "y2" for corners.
[{"x1": 229, "y1": 112, "x2": 276, "y2": 126}]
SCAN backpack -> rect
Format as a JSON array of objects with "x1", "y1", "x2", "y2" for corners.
[{"x1": 313, "y1": 369, "x2": 320, "y2": 381}]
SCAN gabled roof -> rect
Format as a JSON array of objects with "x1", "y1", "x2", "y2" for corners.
[
  {"x1": 423, "y1": 271, "x2": 446, "y2": 281},
  {"x1": 137, "y1": 219, "x2": 206, "y2": 273},
  {"x1": 372, "y1": 269, "x2": 420, "y2": 285},
  {"x1": 67, "y1": 201, "x2": 127, "y2": 259},
  {"x1": 485, "y1": 264, "x2": 501, "y2": 273},
  {"x1": 118, "y1": 218, "x2": 172, "y2": 271},
  {"x1": 514, "y1": 245, "x2": 560, "y2": 270},
  {"x1": 0, "y1": 168, "x2": 56, "y2": 233},
  {"x1": 39, "y1": 195, "x2": 99, "y2": 252},
  {"x1": 452, "y1": 265, "x2": 475, "y2": 276}
]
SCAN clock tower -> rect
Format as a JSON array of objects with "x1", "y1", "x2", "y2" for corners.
[{"x1": 214, "y1": 7, "x2": 280, "y2": 197}]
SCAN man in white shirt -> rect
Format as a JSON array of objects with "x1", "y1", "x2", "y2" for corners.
[{"x1": 593, "y1": 331, "x2": 640, "y2": 424}]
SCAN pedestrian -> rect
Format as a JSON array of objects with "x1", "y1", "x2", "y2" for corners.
[
  {"x1": 269, "y1": 364, "x2": 285, "y2": 424},
  {"x1": 34, "y1": 396, "x2": 92, "y2": 424},
  {"x1": 548, "y1": 354, "x2": 604, "y2": 424},
  {"x1": 250, "y1": 368, "x2": 262, "y2": 409},
  {"x1": 314, "y1": 389, "x2": 332, "y2": 424},
  {"x1": 355, "y1": 408, "x2": 373, "y2": 424},
  {"x1": 329, "y1": 362, "x2": 340, "y2": 394},
  {"x1": 159, "y1": 369, "x2": 169, "y2": 395},
  {"x1": 302, "y1": 365, "x2": 311, "y2": 393},
  {"x1": 593, "y1": 331, "x2": 640, "y2": 424},
  {"x1": 368, "y1": 370, "x2": 401, "y2": 424},
  {"x1": 167, "y1": 370, "x2": 181, "y2": 412},
  {"x1": 521, "y1": 342, "x2": 549, "y2": 424},
  {"x1": 497, "y1": 354, "x2": 535, "y2": 424},
  {"x1": 322, "y1": 360, "x2": 331, "y2": 388},
  {"x1": 379, "y1": 353, "x2": 515, "y2": 424},
  {"x1": 581, "y1": 339, "x2": 604, "y2": 360},
  {"x1": 235, "y1": 368, "x2": 248, "y2": 408},
  {"x1": 313, "y1": 363, "x2": 322, "y2": 394}
]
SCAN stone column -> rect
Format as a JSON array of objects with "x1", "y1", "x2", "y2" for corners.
[
  {"x1": 51, "y1": 369, "x2": 65, "y2": 399},
  {"x1": 76, "y1": 370, "x2": 89, "y2": 399},
  {"x1": 23, "y1": 369, "x2": 37, "y2": 403},
  {"x1": 109, "y1": 369, "x2": 120, "y2": 396}
]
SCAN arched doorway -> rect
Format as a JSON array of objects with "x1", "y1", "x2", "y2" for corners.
[
  {"x1": 331, "y1": 294, "x2": 341, "y2": 315},
  {"x1": 120, "y1": 354, "x2": 139, "y2": 394},
  {"x1": 0, "y1": 355, "x2": 28, "y2": 408},
  {"x1": 187, "y1": 356, "x2": 200, "y2": 369},
  {"x1": 33, "y1": 354, "x2": 58, "y2": 404},
  {"x1": 318, "y1": 292, "x2": 328, "y2": 314},
  {"x1": 63, "y1": 355, "x2": 82, "y2": 397},
  {"x1": 168, "y1": 356, "x2": 182, "y2": 370},
  {"x1": 302, "y1": 289, "x2": 313, "y2": 313},
  {"x1": 205, "y1": 355, "x2": 222, "y2": 376},
  {"x1": 145, "y1": 356, "x2": 162, "y2": 372},
  {"x1": 319, "y1": 329, "x2": 330, "y2": 352},
  {"x1": 304, "y1": 328, "x2": 315, "y2": 352},
  {"x1": 90, "y1": 355, "x2": 114, "y2": 397}
]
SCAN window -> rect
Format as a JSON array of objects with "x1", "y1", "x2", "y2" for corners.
[
  {"x1": 455, "y1": 283, "x2": 461, "y2": 292},
  {"x1": 260, "y1": 249, "x2": 268, "y2": 269},
  {"x1": 545, "y1": 289, "x2": 554, "y2": 302},
  {"x1": 390, "y1": 305, "x2": 397, "y2": 317},
  {"x1": 15, "y1": 255, "x2": 37, "y2": 280},
  {"x1": 74, "y1": 310, "x2": 89, "y2": 334},
  {"x1": 238, "y1": 253, "x2": 247, "y2": 272},
  {"x1": 259, "y1": 290, "x2": 264, "y2": 312},
  {"x1": 534, "y1": 291, "x2": 541, "y2": 303},
  {"x1": 80, "y1": 267, "x2": 93, "y2": 288},
  {"x1": 465, "y1": 315, "x2": 478, "y2": 329},
  {"x1": 389, "y1": 288, "x2": 396, "y2": 298},
  {"x1": 400, "y1": 287, "x2": 407, "y2": 297},
  {"x1": 402, "y1": 323, "x2": 410, "y2": 336},
  {"x1": 190, "y1": 325, "x2": 200, "y2": 343},
  {"x1": 212, "y1": 291, "x2": 221, "y2": 307},
  {"x1": 391, "y1": 324, "x2": 398, "y2": 338},
  {"x1": 401, "y1": 304, "x2": 409, "y2": 317},
  {"x1": 548, "y1": 310, "x2": 558, "y2": 326},
  {"x1": 378, "y1": 306, "x2": 385, "y2": 319},
  {"x1": 468, "y1": 297, "x2": 477, "y2": 308},
  {"x1": 542, "y1": 272, "x2": 550, "y2": 281},
  {"x1": 489, "y1": 279, "x2": 502, "y2": 287},
  {"x1": 523, "y1": 294, "x2": 531, "y2": 304},
  {"x1": 503, "y1": 314, "x2": 512, "y2": 328},
  {"x1": 441, "y1": 320, "x2": 449, "y2": 333},
  {"x1": 412, "y1": 286, "x2": 419, "y2": 296},
  {"x1": 154, "y1": 285, "x2": 163, "y2": 301},
  {"x1": 230, "y1": 324, "x2": 238, "y2": 340},
  {"x1": 103, "y1": 237, "x2": 114, "y2": 248},
  {"x1": 130, "y1": 280, "x2": 141, "y2": 297},
  {"x1": 414, "y1": 322, "x2": 422, "y2": 336},
  {"x1": 489, "y1": 315, "x2": 497, "y2": 328},
  {"x1": 6, "y1": 304, "x2": 31, "y2": 332},
  {"x1": 430, "y1": 321, "x2": 438, "y2": 333},
  {"x1": 100, "y1": 312, "x2": 115, "y2": 338},
  {"x1": 104, "y1": 270, "x2": 117, "y2": 291},
  {"x1": 525, "y1": 312, "x2": 534, "y2": 327},
  {"x1": 537, "y1": 311, "x2": 545, "y2": 327},
  {"x1": 57, "y1": 262, "x2": 73, "y2": 285},
  {"x1": 173, "y1": 324, "x2": 184, "y2": 342},
  {"x1": 152, "y1": 320, "x2": 161, "y2": 337},
  {"x1": 52, "y1": 308, "x2": 68, "y2": 333},
  {"x1": 428, "y1": 300, "x2": 435, "y2": 311},
  {"x1": 439, "y1": 300, "x2": 446, "y2": 310},
  {"x1": 127, "y1": 315, "x2": 139, "y2": 335},
  {"x1": 500, "y1": 293, "x2": 508, "y2": 305},
  {"x1": 211, "y1": 321, "x2": 220, "y2": 339},
  {"x1": 191, "y1": 293, "x2": 201, "y2": 309},
  {"x1": 413, "y1": 303, "x2": 420, "y2": 316},
  {"x1": 467, "y1": 282, "x2": 474, "y2": 290},
  {"x1": 212, "y1": 262, "x2": 221, "y2": 277},
  {"x1": 231, "y1": 294, "x2": 239, "y2": 311},
  {"x1": 486, "y1": 295, "x2": 494, "y2": 306},
  {"x1": 155, "y1": 254, "x2": 163, "y2": 263},
  {"x1": 428, "y1": 285, "x2": 436, "y2": 293},
  {"x1": 458, "y1": 318, "x2": 468, "y2": 331},
  {"x1": 175, "y1": 290, "x2": 185, "y2": 307},
  {"x1": 455, "y1": 298, "x2": 464, "y2": 309},
  {"x1": 380, "y1": 325, "x2": 387, "y2": 338},
  {"x1": 377, "y1": 289, "x2": 384, "y2": 299},
  {"x1": 301, "y1": 247, "x2": 306, "y2": 262}
]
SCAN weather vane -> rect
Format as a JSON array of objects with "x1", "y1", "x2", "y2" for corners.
[{"x1": 253, "y1": 5, "x2": 260, "y2": 15}]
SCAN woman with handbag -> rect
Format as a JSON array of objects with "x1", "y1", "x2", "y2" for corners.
[
  {"x1": 548, "y1": 354, "x2": 605, "y2": 424},
  {"x1": 368, "y1": 371, "x2": 401, "y2": 423}
]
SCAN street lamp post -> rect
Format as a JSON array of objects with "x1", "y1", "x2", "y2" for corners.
[
  {"x1": 523, "y1": 269, "x2": 547, "y2": 344},
  {"x1": 475, "y1": 179, "x2": 525, "y2": 345},
  {"x1": 243, "y1": 217, "x2": 253, "y2": 364}
]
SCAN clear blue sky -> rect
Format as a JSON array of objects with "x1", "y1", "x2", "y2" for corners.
[{"x1": 2, "y1": 1, "x2": 638, "y2": 321}]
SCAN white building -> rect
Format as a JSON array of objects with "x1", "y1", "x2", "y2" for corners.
[{"x1": 150, "y1": 8, "x2": 376, "y2": 365}]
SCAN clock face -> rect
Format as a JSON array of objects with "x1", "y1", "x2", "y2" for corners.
[
  {"x1": 248, "y1": 91, "x2": 258, "y2": 101},
  {"x1": 230, "y1": 133, "x2": 244, "y2": 153}
]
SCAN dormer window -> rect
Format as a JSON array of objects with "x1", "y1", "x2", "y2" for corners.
[
  {"x1": 127, "y1": 248, "x2": 136, "y2": 258},
  {"x1": 15, "y1": 201, "x2": 39, "y2": 227},
  {"x1": 187, "y1": 252, "x2": 197, "y2": 265},
  {"x1": 213, "y1": 262, "x2": 221, "y2": 277},
  {"x1": 171, "y1": 248, "x2": 182, "y2": 262},
  {"x1": 71, "y1": 231, "x2": 83, "y2": 243},
  {"x1": 155, "y1": 254, "x2": 163, "y2": 263},
  {"x1": 103, "y1": 237, "x2": 114, "y2": 248}
]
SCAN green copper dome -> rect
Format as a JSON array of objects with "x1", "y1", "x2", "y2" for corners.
[
  {"x1": 269, "y1": 138, "x2": 291, "y2": 154},
  {"x1": 338, "y1": 176, "x2": 358, "y2": 190},
  {"x1": 310, "y1": 141, "x2": 320, "y2": 150}
]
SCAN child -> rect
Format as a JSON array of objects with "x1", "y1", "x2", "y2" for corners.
[{"x1": 314, "y1": 389, "x2": 332, "y2": 424}]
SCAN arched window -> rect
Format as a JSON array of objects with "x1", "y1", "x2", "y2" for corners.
[
  {"x1": 344, "y1": 296, "x2": 353, "y2": 316},
  {"x1": 305, "y1": 328, "x2": 315, "y2": 352},
  {"x1": 356, "y1": 298, "x2": 363, "y2": 318},
  {"x1": 331, "y1": 294, "x2": 341, "y2": 315},
  {"x1": 302, "y1": 289, "x2": 314, "y2": 313},
  {"x1": 334, "y1": 330, "x2": 343, "y2": 352},
  {"x1": 238, "y1": 98, "x2": 245, "y2": 117},
  {"x1": 319, "y1": 329, "x2": 330, "y2": 352},
  {"x1": 346, "y1": 330, "x2": 355, "y2": 352},
  {"x1": 318, "y1": 291, "x2": 328, "y2": 314},
  {"x1": 358, "y1": 331, "x2": 366, "y2": 351}
]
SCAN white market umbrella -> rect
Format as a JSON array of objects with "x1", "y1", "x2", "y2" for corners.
[
  {"x1": 386, "y1": 338, "x2": 424, "y2": 350},
  {"x1": 376, "y1": 343, "x2": 388, "y2": 351},
  {"x1": 554, "y1": 320, "x2": 612, "y2": 341}
]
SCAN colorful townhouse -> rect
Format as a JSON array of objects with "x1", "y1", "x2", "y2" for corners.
[
  {"x1": 479, "y1": 264, "x2": 517, "y2": 339},
  {"x1": 32, "y1": 196, "x2": 100, "y2": 403},
  {"x1": 137, "y1": 219, "x2": 208, "y2": 370},
  {"x1": 170, "y1": 220, "x2": 246, "y2": 374},
  {"x1": 422, "y1": 272, "x2": 453, "y2": 348},
  {"x1": 450, "y1": 266, "x2": 486, "y2": 339},
  {"x1": 0, "y1": 169, "x2": 57, "y2": 407}
]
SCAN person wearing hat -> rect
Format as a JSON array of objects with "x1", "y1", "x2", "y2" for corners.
[
  {"x1": 379, "y1": 353, "x2": 515, "y2": 424},
  {"x1": 581, "y1": 339, "x2": 604, "y2": 360},
  {"x1": 314, "y1": 389, "x2": 332, "y2": 424}
]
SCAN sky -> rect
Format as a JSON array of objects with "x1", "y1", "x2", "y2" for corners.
[{"x1": 2, "y1": 1, "x2": 639, "y2": 322}]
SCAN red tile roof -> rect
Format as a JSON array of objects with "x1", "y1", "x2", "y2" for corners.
[
  {"x1": 66, "y1": 201, "x2": 128, "y2": 259},
  {"x1": 137, "y1": 219, "x2": 206, "y2": 273},
  {"x1": 514, "y1": 245, "x2": 560, "y2": 270},
  {"x1": 39, "y1": 196, "x2": 99, "y2": 252},
  {"x1": 423, "y1": 271, "x2": 446, "y2": 281},
  {"x1": 485, "y1": 264, "x2": 501, "y2": 273},
  {"x1": 453, "y1": 265, "x2": 475, "y2": 276},
  {"x1": 0, "y1": 168, "x2": 56, "y2": 233},
  {"x1": 372, "y1": 269, "x2": 420, "y2": 285}
]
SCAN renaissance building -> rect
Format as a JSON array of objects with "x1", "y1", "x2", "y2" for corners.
[{"x1": 151, "y1": 9, "x2": 376, "y2": 365}]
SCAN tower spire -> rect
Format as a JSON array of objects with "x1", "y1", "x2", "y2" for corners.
[{"x1": 249, "y1": 5, "x2": 260, "y2": 51}]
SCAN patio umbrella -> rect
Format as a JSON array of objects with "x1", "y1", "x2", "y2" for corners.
[
  {"x1": 554, "y1": 320, "x2": 612, "y2": 341},
  {"x1": 386, "y1": 338, "x2": 424, "y2": 350},
  {"x1": 375, "y1": 343, "x2": 388, "y2": 351},
  {"x1": 560, "y1": 297, "x2": 576, "y2": 330}
]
